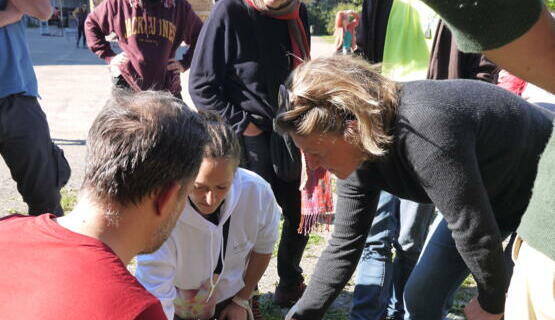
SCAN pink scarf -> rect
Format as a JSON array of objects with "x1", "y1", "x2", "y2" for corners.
[{"x1": 246, "y1": 0, "x2": 334, "y2": 234}]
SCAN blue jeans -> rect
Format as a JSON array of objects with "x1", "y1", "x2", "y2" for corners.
[
  {"x1": 403, "y1": 218, "x2": 515, "y2": 320},
  {"x1": 350, "y1": 192, "x2": 435, "y2": 320}
]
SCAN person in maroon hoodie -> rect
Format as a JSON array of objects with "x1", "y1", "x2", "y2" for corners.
[{"x1": 85, "y1": 0, "x2": 202, "y2": 98}]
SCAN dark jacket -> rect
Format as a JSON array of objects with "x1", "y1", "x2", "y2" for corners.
[
  {"x1": 355, "y1": 0, "x2": 393, "y2": 63},
  {"x1": 293, "y1": 80, "x2": 554, "y2": 318},
  {"x1": 427, "y1": 20, "x2": 499, "y2": 82},
  {"x1": 188, "y1": 0, "x2": 310, "y2": 134}
]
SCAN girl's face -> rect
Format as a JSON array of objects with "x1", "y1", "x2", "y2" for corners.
[
  {"x1": 189, "y1": 158, "x2": 236, "y2": 215},
  {"x1": 290, "y1": 131, "x2": 366, "y2": 179}
]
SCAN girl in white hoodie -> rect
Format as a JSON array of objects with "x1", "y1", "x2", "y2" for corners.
[{"x1": 135, "y1": 112, "x2": 280, "y2": 320}]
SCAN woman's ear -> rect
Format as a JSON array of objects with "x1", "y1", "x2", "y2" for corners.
[{"x1": 344, "y1": 119, "x2": 359, "y2": 142}]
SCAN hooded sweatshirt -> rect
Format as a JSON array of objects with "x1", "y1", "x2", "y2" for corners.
[
  {"x1": 135, "y1": 169, "x2": 280, "y2": 320},
  {"x1": 85, "y1": 0, "x2": 202, "y2": 95}
]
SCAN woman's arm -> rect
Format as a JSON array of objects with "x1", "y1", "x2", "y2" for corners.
[
  {"x1": 483, "y1": 7, "x2": 555, "y2": 93},
  {"x1": 0, "y1": 1, "x2": 22, "y2": 28},
  {"x1": 235, "y1": 252, "x2": 272, "y2": 300},
  {"x1": 84, "y1": 0, "x2": 117, "y2": 63},
  {"x1": 10, "y1": 0, "x2": 51, "y2": 20},
  {"x1": 177, "y1": 1, "x2": 203, "y2": 72},
  {"x1": 422, "y1": 0, "x2": 554, "y2": 93},
  {"x1": 292, "y1": 170, "x2": 380, "y2": 320}
]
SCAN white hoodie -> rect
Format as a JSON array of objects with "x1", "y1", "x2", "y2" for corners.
[{"x1": 135, "y1": 169, "x2": 281, "y2": 320}]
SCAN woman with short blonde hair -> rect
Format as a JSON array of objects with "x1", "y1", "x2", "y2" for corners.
[{"x1": 277, "y1": 55, "x2": 554, "y2": 320}]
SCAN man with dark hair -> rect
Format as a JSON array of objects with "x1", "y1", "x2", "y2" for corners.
[{"x1": 0, "y1": 90, "x2": 208, "y2": 320}]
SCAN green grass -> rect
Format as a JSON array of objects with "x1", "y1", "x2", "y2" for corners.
[
  {"x1": 4, "y1": 188, "x2": 78, "y2": 216},
  {"x1": 272, "y1": 220, "x2": 283, "y2": 257},
  {"x1": 258, "y1": 292, "x2": 349, "y2": 320},
  {"x1": 450, "y1": 275, "x2": 478, "y2": 315},
  {"x1": 61, "y1": 188, "x2": 78, "y2": 213},
  {"x1": 307, "y1": 233, "x2": 325, "y2": 248}
]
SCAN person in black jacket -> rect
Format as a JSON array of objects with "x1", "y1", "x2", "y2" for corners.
[
  {"x1": 188, "y1": 0, "x2": 311, "y2": 310},
  {"x1": 278, "y1": 55, "x2": 553, "y2": 320}
]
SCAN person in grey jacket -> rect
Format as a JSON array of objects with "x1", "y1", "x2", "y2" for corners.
[{"x1": 276, "y1": 55, "x2": 553, "y2": 320}]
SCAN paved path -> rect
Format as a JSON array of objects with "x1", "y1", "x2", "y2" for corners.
[{"x1": 0, "y1": 27, "x2": 334, "y2": 214}]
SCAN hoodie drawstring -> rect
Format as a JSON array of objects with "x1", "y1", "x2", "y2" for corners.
[{"x1": 206, "y1": 227, "x2": 226, "y2": 302}]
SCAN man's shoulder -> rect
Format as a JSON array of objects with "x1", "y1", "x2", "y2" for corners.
[
  {"x1": 56, "y1": 249, "x2": 163, "y2": 317},
  {"x1": 0, "y1": 215, "x2": 162, "y2": 319}
]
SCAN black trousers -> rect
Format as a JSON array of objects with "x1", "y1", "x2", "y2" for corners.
[
  {"x1": 242, "y1": 132, "x2": 308, "y2": 287},
  {"x1": 77, "y1": 26, "x2": 86, "y2": 47},
  {"x1": 0, "y1": 95, "x2": 71, "y2": 216}
]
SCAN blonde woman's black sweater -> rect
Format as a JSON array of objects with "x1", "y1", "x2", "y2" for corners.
[{"x1": 293, "y1": 79, "x2": 554, "y2": 319}]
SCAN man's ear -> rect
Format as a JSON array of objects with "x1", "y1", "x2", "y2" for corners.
[{"x1": 154, "y1": 182, "x2": 182, "y2": 218}]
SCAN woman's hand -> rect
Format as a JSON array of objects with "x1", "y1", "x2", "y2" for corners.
[
  {"x1": 109, "y1": 52, "x2": 128, "y2": 77},
  {"x1": 463, "y1": 297, "x2": 503, "y2": 320},
  {"x1": 219, "y1": 302, "x2": 247, "y2": 320},
  {"x1": 167, "y1": 59, "x2": 186, "y2": 73},
  {"x1": 243, "y1": 122, "x2": 263, "y2": 137}
]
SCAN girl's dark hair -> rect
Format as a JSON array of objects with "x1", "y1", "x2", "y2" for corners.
[{"x1": 200, "y1": 111, "x2": 242, "y2": 165}]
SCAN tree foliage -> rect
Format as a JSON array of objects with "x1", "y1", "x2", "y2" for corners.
[{"x1": 305, "y1": 0, "x2": 362, "y2": 35}]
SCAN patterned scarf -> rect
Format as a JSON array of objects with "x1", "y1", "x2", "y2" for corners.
[
  {"x1": 244, "y1": 0, "x2": 310, "y2": 68},
  {"x1": 246, "y1": 0, "x2": 333, "y2": 234}
]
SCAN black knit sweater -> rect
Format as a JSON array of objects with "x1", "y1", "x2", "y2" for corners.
[
  {"x1": 293, "y1": 80, "x2": 554, "y2": 319},
  {"x1": 189, "y1": 0, "x2": 309, "y2": 134}
]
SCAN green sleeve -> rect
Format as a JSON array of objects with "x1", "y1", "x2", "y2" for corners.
[
  {"x1": 518, "y1": 127, "x2": 555, "y2": 261},
  {"x1": 423, "y1": 0, "x2": 544, "y2": 52}
]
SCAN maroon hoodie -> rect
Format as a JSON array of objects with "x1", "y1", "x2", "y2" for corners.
[{"x1": 85, "y1": 0, "x2": 202, "y2": 95}]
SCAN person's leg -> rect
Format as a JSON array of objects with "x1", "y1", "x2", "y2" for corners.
[
  {"x1": 81, "y1": 27, "x2": 86, "y2": 47},
  {"x1": 0, "y1": 95, "x2": 71, "y2": 216},
  {"x1": 241, "y1": 133, "x2": 307, "y2": 306},
  {"x1": 76, "y1": 27, "x2": 82, "y2": 47},
  {"x1": 350, "y1": 191, "x2": 399, "y2": 320},
  {"x1": 505, "y1": 237, "x2": 555, "y2": 320},
  {"x1": 388, "y1": 201, "x2": 435, "y2": 319},
  {"x1": 274, "y1": 175, "x2": 308, "y2": 307},
  {"x1": 403, "y1": 219, "x2": 470, "y2": 320}
]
